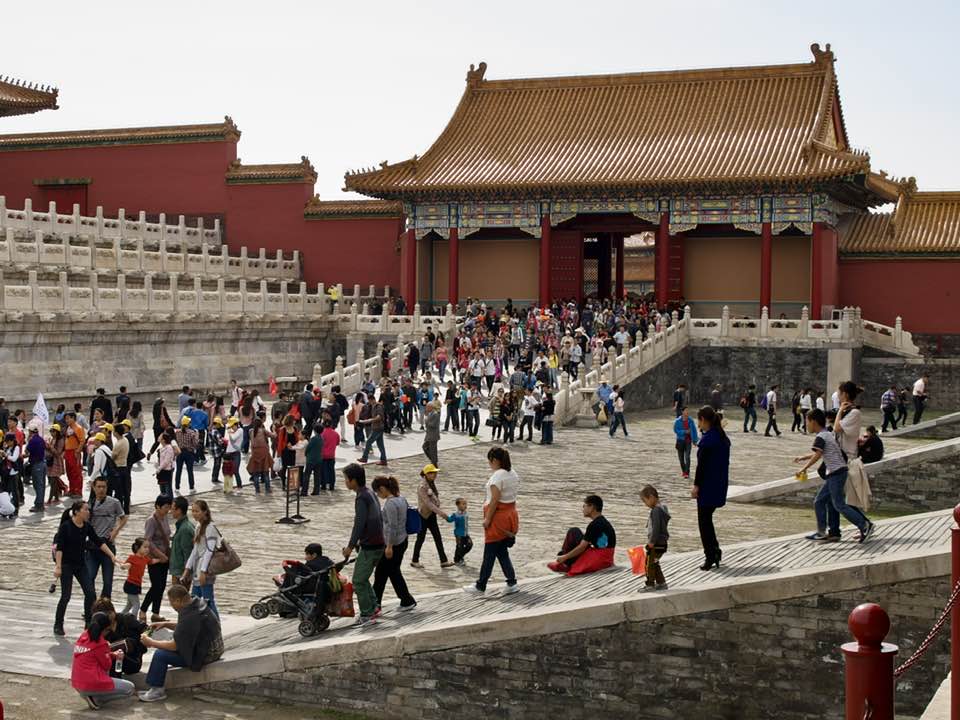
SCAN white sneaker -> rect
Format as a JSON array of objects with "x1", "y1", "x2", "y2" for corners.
[
  {"x1": 463, "y1": 585, "x2": 485, "y2": 595},
  {"x1": 502, "y1": 584, "x2": 520, "y2": 595},
  {"x1": 139, "y1": 687, "x2": 167, "y2": 703}
]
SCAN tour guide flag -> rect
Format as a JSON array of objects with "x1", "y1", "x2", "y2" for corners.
[{"x1": 33, "y1": 392, "x2": 50, "y2": 424}]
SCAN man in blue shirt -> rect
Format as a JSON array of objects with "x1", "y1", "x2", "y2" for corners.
[{"x1": 184, "y1": 400, "x2": 209, "y2": 465}]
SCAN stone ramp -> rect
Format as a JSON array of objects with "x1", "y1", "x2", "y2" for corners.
[
  {"x1": 5, "y1": 511, "x2": 951, "y2": 689},
  {"x1": 885, "y1": 411, "x2": 960, "y2": 440},
  {"x1": 172, "y1": 509, "x2": 953, "y2": 687},
  {"x1": 727, "y1": 436, "x2": 960, "y2": 505}
]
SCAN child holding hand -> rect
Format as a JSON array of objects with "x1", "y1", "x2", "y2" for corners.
[
  {"x1": 446, "y1": 497, "x2": 473, "y2": 565},
  {"x1": 121, "y1": 538, "x2": 160, "y2": 615}
]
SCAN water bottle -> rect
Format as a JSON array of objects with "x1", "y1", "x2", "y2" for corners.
[{"x1": 114, "y1": 650, "x2": 123, "y2": 673}]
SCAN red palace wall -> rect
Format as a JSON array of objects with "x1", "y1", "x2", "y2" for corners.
[
  {"x1": 840, "y1": 258, "x2": 960, "y2": 335},
  {"x1": 0, "y1": 142, "x2": 235, "y2": 217},
  {"x1": 0, "y1": 139, "x2": 403, "y2": 290},
  {"x1": 304, "y1": 217, "x2": 404, "y2": 291}
]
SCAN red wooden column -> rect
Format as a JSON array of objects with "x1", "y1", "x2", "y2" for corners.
[
  {"x1": 448, "y1": 227, "x2": 459, "y2": 307},
  {"x1": 811, "y1": 222, "x2": 823, "y2": 320},
  {"x1": 539, "y1": 213, "x2": 552, "y2": 307},
  {"x1": 760, "y1": 222, "x2": 772, "y2": 312},
  {"x1": 615, "y1": 233, "x2": 625, "y2": 299},
  {"x1": 403, "y1": 227, "x2": 417, "y2": 310},
  {"x1": 655, "y1": 213, "x2": 670, "y2": 307}
]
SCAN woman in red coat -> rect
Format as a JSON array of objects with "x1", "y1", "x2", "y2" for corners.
[{"x1": 71, "y1": 612, "x2": 135, "y2": 710}]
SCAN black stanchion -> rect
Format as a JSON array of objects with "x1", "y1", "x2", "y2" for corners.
[{"x1": 276, "y1": 467, "x2": 309, "y2": 525}]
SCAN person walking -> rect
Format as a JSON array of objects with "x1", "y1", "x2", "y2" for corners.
[
  {"x1": 466, "y1": 447, "x2": 520, "y2": 596},
  {"x1": 25, "y1": 426, "x2": 47, "y2": 512},
  {"x1": 154, "y1": 432, "x2": 176, "y2": 498},
  {"x1": 140, "y1": 495, "x2": 171, "y2": 623},
  {"x1": 146, "y1": 399, "x2": 172, "y2": 460},
  {"x1": 111, "y1": 424, "x2": 131, "y2": 513},
  {"x1": 540, "y1": 389, "x2": 556, "y2": 445},
  {"x1": 303, "y1": 423, "x2": 324, "y2": 496},
  {"x1": 764, "y1": 385, "x2": 781, "y2": 437},
  {"x1": 422, "y1": 400, "x2": 441, "y2": 467},
  {"x1": 46, "y1": 423, "x2": 66, "y2": 505},
  {"x1": 174, "y1": 417, "x2": 199, "y2": 492},
  {"x1": 224, "y1": 417, "x2": 244, "y2": 491},
  {"x1": 410, "y1": 464, "x2": 453, "y2": 569},
  {"x1": 371, "y1": 475, "x2": 417, "y2": 611},
  {"x1": 357, "y1": 396, "x2": 388, "y2": 466},
  {"x1": 799, "y1": 388, "x2": 813, "y2": 433},
  {"x1": 880, "y1": 384, "x2": 899, "y2": 432},
  {"x1": 64, "y1": 412, "x2": 86, "y2": 497},
  {"x1": 742, "y1": 385, "x2": 757, "y2": 433},
  {"x1": 673, "y1": 406, "x2": 699, "y2": 479},
  {"x1": 912, "y1": 374, "x2": 929, "y2": 424},
  {"x1": 896, "y1": 386, "x2": 910, "y2": 428},
  {"x1": 341, "y1": 463, "x2": 385, "y2": 625},
  {"x1": 245, "y1": 418, "x2": 274, "y2": 495},
  {"x1": 183, "y1": 499, "x2": 221, "y2": 619},
  {"x1": 692, "y1": 406, "x2": 730, "y2": 571},
  {"x1": 608, "y1": 389, "x2": 627, "y2": 437},
  {"x1": 53, "y1": 500, "x2": 121, "y2": 635},
  {"x1": 87, "y1": 476, "x2": 127, "y2": 598}
]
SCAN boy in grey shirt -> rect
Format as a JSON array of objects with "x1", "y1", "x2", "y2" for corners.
[{"x1": 641, "y1": 485, "x2": 670, "y2": 590}]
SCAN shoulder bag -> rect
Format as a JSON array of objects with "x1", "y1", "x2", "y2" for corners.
[{"x1": 207, "y1": 527, "x2": 242, "y2": 576}]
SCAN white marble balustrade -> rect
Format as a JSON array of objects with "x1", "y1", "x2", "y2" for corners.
[{"x1": 1, "y1": 227, "x2": 299, "y2": 281}]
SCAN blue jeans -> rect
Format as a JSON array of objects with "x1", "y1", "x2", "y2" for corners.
[
  {"x1": 85, "y1": 543, "x2": 116, "y2": 598},
  {"x1": 192, "y1": 582, "x2": 219, "y2": 618},
  {"x1": 250, "y1": 471, "x2": 270, "y2": 493},
  {"x1": 175, "y1": 450, "x2": 195, "y2": 489},
  {"x1": 814, "y1": 468, "x2": 868, "y2": 537},
  {"x1": 540, "y1": 421, "x2": 554, "y2": 444},
  {"x1": 146, "y1": 648, "x2": 187, "y2": 688},
  {"x1": 31, "y1": 460, "x2": 46, "y2": 509},
  {"x1": 302, "y1": 462, "x2": 320, "y2": 494},
  {"x1": 743, "y1": 406, "x2": 757, "y2": 431},
  {"x1": 81, "y1": 677, "x2": 135, "y2": 703},
  {"x1": 476, "y1": 539, "x2": 516, "y2": 591},
  {"x1": 610, "y1": 412, "x2": 628, "y2": 436},
  {"x1": 360, "y1": 430, "x2": 386, "y2": 462}
]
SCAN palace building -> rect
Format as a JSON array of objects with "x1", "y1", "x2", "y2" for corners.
[{"x1": 0, "y1": 45, "x2": 957, "y2": 338}]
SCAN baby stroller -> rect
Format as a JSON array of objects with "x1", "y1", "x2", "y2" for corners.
[{"x1": 250, "y1": 557, "x2": 354, "y2": 637}]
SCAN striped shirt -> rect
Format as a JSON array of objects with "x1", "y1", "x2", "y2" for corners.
[
  {"x1": 881, "y1": 389, "x2": 897, "y2": 409},
  {"x1": 813, "y1": 430, "x2": 847, "y2": 476}
]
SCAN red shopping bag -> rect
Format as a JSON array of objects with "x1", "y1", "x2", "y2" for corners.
[
  {"x1": 328, "y1": 582, "x2": 355, "y2": 618},
  {"x1": 627, "y1": 546, "x2": 646, "y2": 575}
]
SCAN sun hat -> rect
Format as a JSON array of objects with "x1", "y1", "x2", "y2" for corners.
[
  {"x1": 93, "y1": 432, "x2": 107, "y2": 442},
  {"x1": 180, "y1": 416, "x2": 191, "y2": 427},
  {"x1": 420, "y1": 463, "x2": 439, "y2": 476}
]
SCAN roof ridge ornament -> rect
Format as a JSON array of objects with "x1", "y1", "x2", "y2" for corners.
[
  {"x1": 466, "y1": 62, "x2": 487, "y2": 88},
  {"x1": 810, "y1": 43, "x2": 834, "y2": 66}
]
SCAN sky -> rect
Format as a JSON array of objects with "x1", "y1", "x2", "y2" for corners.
[{"x1": 4, "y1": 0, "x2": 959, "y2": 199}]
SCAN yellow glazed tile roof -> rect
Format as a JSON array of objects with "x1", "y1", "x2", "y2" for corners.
[
  {"x1": 345, "y1": 44, "x2": 869, "y2": 199},
  {"x1": 0, "y1": 116, "x2": 240, "y2": 150},
  {"x1": 0, "y1": 75, "x2": 58, "y2": 117},
  {"x1": 226, "y1": 156, "x2": 317, "y2": 184},
  {"x1": 840, "y1": 192, "x2": 960, "y2": 254},
  {"x1": 304, "y1": 197, "x2": 403, "y2": 218}
]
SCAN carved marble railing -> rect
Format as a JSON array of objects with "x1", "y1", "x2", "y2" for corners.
[
  {"x1": 0, "y1": 270, "x2": 459, "y2": 338},
  {"x1": 687, "y1": 305, "x2": 920, "y2": 356},
  {"x1": 0, "y1": 197, "x2": 220, "y2": 248},
  {"x1": 1, "y1": 227, "x2": 300, "y2": 281}
]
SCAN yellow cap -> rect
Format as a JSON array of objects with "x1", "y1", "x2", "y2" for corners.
[
  {"x1": 213, "y1": 416, "x2": 224, "y2": 425},
  {"x1": 50, "y1": 423, "x2": 61, "y2": 432},
  {"x1": 120, "y1": 419, "x2": 132, "y2": 428},
  {"x1": 421, "y1": 463, "x2": 439, "y2": 476},
  {"x1": 93, "y1": 432, "x2": 107, "y2": 443},
  {"x1": 180, "y1": 416, "x2": 191, "y2": 427},
  {"x1": 102, "y1": 423, "x2": 114, "y2": 432},
  {"x1": 226, "y1": 417, "x2": 239, "y2": 426}
]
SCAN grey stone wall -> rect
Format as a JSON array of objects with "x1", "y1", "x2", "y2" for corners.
[
  {"x1": 205, "y1": 576, "x2": 950, "y2": 720},
  {"x1": 620, "y1": 346, "x2": 692, "y2": 410},
  {"x1": 686, "y1": 344, "x2": 830, "y2": 406},
  {"x1": 0, "y1": 317, "x2": 336, "y2": 406},
  {"x1": 858, "y1": 356, "x2": 960, "y2": 413}
]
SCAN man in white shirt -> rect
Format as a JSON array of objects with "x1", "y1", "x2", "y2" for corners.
[
  {"x1": 830, "y1": 390, "x2": 840, "y2": 410},
  {"x1": 912, "y1": 375, "x2": 929, "y2": 425},
  {"x1": 764, "y1": 385, "x2": 781, "y2": 437},
  {"x1": 519, "y1": 389, "x2": 538, "y2": 441}
]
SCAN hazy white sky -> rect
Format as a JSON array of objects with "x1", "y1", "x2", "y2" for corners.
[{"x1": 4, "y1": 0, "x2": 959, "y2": 199}]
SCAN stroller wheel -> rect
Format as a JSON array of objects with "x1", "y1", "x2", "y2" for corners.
[
  {"x1": 266, "y1": 598, "x2": 283, "y2": 615},
  {"x1": 297, "y1": 619, "x2": 318, "y2": 637},
  {"x1": 316, "y1": 614, "x2": 331, "y2": 632},
  {"x1": 250, "y1": 602, "x2": 269, "y2": 620}
]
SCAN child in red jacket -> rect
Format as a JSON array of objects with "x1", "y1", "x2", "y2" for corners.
[{"x1": 71, "y1": 612, "x2": 135, "y2": 710}]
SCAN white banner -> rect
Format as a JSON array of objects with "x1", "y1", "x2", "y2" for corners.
[{"x1": 32, "y1": 393, "x2": 49, "y2": 425}]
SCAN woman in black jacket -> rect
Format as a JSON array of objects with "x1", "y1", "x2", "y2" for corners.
[
  {"x1": 146, "y1": 398, "x2": 172, "y2": 460},
  {"x1": 692, "y1": 406, "x2": 731, "y2": 571},
  {"x1": 91, "y1": 597, "x2": 148, "y2": 675}
]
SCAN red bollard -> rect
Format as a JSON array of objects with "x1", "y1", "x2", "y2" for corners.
[
  {"x1": 843, "y1": 603, "x2": 898, "y2": 720},
  {"x1": 951, "y1": 504, "x2": 960, "y2": 720}
]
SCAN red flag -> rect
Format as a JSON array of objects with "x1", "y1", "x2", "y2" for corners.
[{"x1": 268, "y1": 376, "x2": 278, "y2": 397}]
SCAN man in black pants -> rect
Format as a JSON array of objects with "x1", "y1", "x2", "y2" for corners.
[
  {"x1": 742, "y1": 384, "x2": 757, "y2": 433},
  {"x1": 764, "y1": 385, "x2": 781, "y2": 437}
]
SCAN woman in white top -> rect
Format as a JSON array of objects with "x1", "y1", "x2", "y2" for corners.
[
  {"x1": 799, "y1": 388, "x2": 813, "y2": 434},
  {"x1": 183, "y1": 499, "x2": 221, "y2": 618},
  {"x1": 466, "y1": 447, "x2": 519, "y2": 596},
  {"x1": 835, "y1": 381, "x2": 863, "y2": 458}
]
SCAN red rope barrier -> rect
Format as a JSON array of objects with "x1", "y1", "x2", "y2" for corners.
[{"x1": 893, "y1": 577, "x2": 960, "y2": 678}]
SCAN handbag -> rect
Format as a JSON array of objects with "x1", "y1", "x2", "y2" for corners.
[
  {"x1": 484, "y1": 417, "x2": 497, "y2": 427},
  {"x1": 597, "y1": 407, "x2": 608, "y2": 424},
  {"x1": 207, "y1": 529, "x2": 242, "y2": 576},
  {"x1": 272, "y1": 455, "x2": 283, "y2": 473}
]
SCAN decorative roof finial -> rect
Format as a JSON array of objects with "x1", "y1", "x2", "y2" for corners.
[
  {"x1": 810, "y1": 43, "x2": 834, "y2": 66},
  {"x1": 466, "y1": 61, "x2": 487, "y2": 88}
]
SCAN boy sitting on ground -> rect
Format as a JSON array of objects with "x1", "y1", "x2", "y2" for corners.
[{"x1": 548, "y1": 495, "x2": 616, "y2": 576}]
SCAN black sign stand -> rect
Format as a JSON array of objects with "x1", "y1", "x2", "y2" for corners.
[{"x1": 276, "y1": 467, "x2": 309, "y2": 525}]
